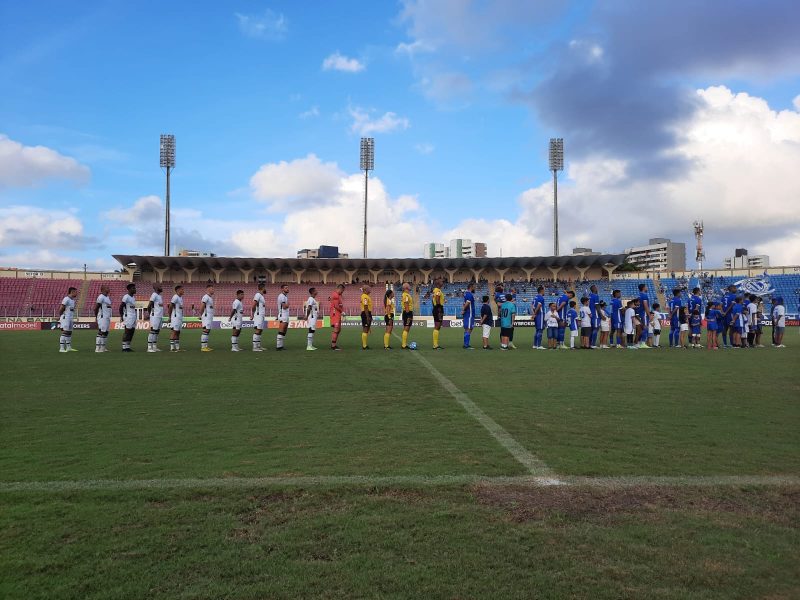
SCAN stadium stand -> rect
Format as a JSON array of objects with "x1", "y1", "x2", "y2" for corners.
[{"x1": 2, "y1": 276, "x2": 797, "y2": 318}]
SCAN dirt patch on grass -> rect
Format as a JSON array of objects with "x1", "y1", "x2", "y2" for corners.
[{"x1": 473, "y1": 484, "x2": 800, "y2": 525}]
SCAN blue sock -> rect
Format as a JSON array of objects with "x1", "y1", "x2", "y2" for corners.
[
  {"x1": 463, "y1": 332, "x2": 470, "y2": 347},
  {"x1": 557, "y1": 328, "x2": 565, "y2": 343},
  {"x1": 722, "y1": 331, "x2": 728, "y2": 346},
  {"x1": 535, "y1": 330, "x2": 542, "y2": 347}
]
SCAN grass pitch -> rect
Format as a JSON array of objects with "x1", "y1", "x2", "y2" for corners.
[{"x1": 1, "y1": 328, "x2": 798, "y2": 599}]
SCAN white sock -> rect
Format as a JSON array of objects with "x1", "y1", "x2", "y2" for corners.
[
  {"x1": 654, "y1": 333, "x2": 660, "y2": 347},
  {"x1": 307, "y1": 332, "x2": 314, "y2": 347},
  {"x1": 96, "y1": 335, "x2": 102, "y2": 349},
  {"x1": 570, "y1": 336, "x2": 575, "y2": 348},
  {"x1": 253, "y1": 334, "x2": 261, "y2": 349},
  {"x1": 65, "y1": 336, "x2": 71, "y2": 350},
  {"x1": 59, "y1": 335, "x2": 66, "y2": 350},
  {"x1": 277, "y1": 333, "x2": 285, "y2": 349},
  {"x1": 201, "y1": 333, "x2": 209, "y2": 348},
  {"x1": 231, "y1": 336, "x2": 238, "y2": 348}
]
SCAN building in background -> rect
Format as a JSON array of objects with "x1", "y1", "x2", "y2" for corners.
[
  {"x1": 423, "y1": 239, "x2": 487, "y2": 259},
  {"x1": 296, "y1": 245, "x2": 349, "y2": 259},
  {"x1": 177, "y1": 249, "x2": 216, "y2": 257},
  {"x1": 571, "y1": 247, "x2": 601, "y2": 256},
  {"x1": 723, "y1": 248, "x2": 769, "y2": 269},
  {"x1": 624, "y1": 238, "x2": 686, "y2": 271},
  {"x1": 422, "y1": 243, "x2": 448, "y2": 259}
]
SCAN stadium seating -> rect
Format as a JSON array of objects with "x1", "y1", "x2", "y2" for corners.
[{"x1": 2, "y1": 275, "x2": 796, "y2": 318}]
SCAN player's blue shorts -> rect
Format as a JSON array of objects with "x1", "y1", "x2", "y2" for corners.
[
  {"x1": 671, "y1": 318, "x2": 679, "y2": 329},
  {"x1": 691, "y1": 326, "x2": 701, "y2": 335},
  {"x1": 639, "y1": 312, "x2": 649, "y2": 326},
  {"x1": 463, "y1": 314, "x2": 475, "y2": 329},
  {"x1": 534, "y1": 313, "x2": 545, "y2": 329},
  {"x1": 590, "y1": 316, "x2": 599, "y2": 328},
  {"x1": 733, "y1": 325, "x2": 743, "y2": 333},
  {"x1": 707, "y1": 322, "x2": 717, "y2": 331}
]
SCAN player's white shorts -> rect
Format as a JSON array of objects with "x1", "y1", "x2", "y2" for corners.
[
  {"x1": 201, "y1": 316, "x2": 213, "y2": 330},
  {"x1": 123, "y1": 316, "x2": 137, "y2": 329},
  {"x1": 680, "y1": 323, "x2": 689, "y2": 332},
  {"x1": 253, "y1": 315, "x2": 265, "y2": 330},
  {"x1": 60, "y1": 317, "x2": 74, "y2": 332},
  {"x1": 482, "y1": 324, "x2": 492, "y2": 338},
  {"x1": 171, "y1": 317, "x2": 183, "y2": 331},
  {"x1": 97, "y1": 317, "x2": 110, "y2": 333},
  {"x1": 150, "y1": 315, "x2": 163, "y2": 331},
  {"x1": 231, "y1": 317, "x2": 242, "y2": 330},
  {"x1": 624, "y1": 325, "x2": 634, "y2": 335},
  {"x1": 600, "y1": 321, "x2": 610, "y2": 332},
  {"x1": 570, "y1": 330, "x2": 578, "y2": 338},
  {"x1": 277, "y1": 310, "x2": 289, "y2": 324}
]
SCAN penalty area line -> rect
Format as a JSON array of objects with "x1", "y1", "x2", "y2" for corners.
[{"x1": 1, "y1": 474, "x2": 798, "y2": 493}]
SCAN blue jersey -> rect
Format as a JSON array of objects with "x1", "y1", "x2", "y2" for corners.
[
  {"x1": 532, "y1": 294, "x2": 545, "y2": 327},
  {"x1": 689, "y1": 294, "x2": 703, "y2": 315},
  {"x1": 668, "y1": 297, "x2": 682, "y2": 322},
  {"x1": 707, "y1": 309, "x2": 719, "y2": 329},
  {"x1": 731, "y1": 303, "x2": 744, "y2": 325},
  {"x1": 690, "y1": 314, "x2": 701, "y2": 329},
  {"x1": 480, "y1": 303, "x2": 493, "y2": 326},
  {"x1": 557, "y1": 293, "x2": 570, "y2": 321},
  {"x1": 567, "y1": 308, "x2": 578, "y2": 331},
  {"x1": 722, "y1": 292, "x2": 737, "y2": 317},
  {"x1": 638, "y1": 291, "x2": 650, "y2": 316},
  {"x1": 499, "y1": 301, "x2": 516, "y2": 328},
  {"x1": 610, "y1": 298, "x2": 623, "y2": 327},
  {"x1": 494, "y1": 291, "x2": 506, "y2": 307},
  {"x1": 463, "y1": 291, "x2": 476, "y2": 319},
  {"x1": 588, "y1": 293, "x2": 599, "y2": 325}
]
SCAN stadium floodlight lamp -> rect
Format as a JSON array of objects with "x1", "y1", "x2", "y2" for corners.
[
  {"x1": 360, "y1": 137, "x2": 374, "y2": 259},
  {"x1": 160, "y1": 134, "x2": 176, "y2": 168},
  {"x1": 360, "y1": 137, "x2": 374, "y2": 171},
  {"x1": 549, "y1": 137, "x2": 564, "y2": 172},
  {"x1": 548, "y1": 137, "x2": 564, "y2": 256},
  {"x1": 160, "y1": 134, "x2": 176, "y2": 256}
]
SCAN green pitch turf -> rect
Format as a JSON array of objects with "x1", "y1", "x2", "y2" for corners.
[{"x1": 1, "y1": 328, "x2": 798, "y2": 599}]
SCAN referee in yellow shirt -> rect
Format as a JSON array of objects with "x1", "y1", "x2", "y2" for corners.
[
  {"x1": 431, "y1": 277, "x2": 444, "y2": 349},
  {"x1": 360, "y1": 284, "x2": 373, "y2": 350}
]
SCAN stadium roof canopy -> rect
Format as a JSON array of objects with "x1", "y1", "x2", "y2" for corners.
[
  {"x1": 114, "y1": 254, "x2": 629, "y2": 284},
  {"x1": 114, "y1": 254, "x2": 628, "y2": 272}
]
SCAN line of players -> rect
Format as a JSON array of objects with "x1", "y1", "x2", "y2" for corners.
[{"x1": 55, "y1": 279, "x2": 789, "y2": 352}]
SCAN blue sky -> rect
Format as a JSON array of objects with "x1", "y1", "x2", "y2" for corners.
[{"x1": 1, "y1": 0, "x2": 799, "y2": 270}]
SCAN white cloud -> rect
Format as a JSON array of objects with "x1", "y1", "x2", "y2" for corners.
[
  {"x1": 0, "y1": 134, "x2": 90, "y2": 187},
  {"x1": 299, "y1": 106, "x2": 320, "y2": 119},
  {"x1": 235, "y1": 10, "x2": 287, "y2": 40},
  {"x1": 416, "y1": 71, "x2": 473, "y2": 104},
  {"x1": 415, "y1": 142, "x2": 435, "y2": 155},
  {"x1": 249, "y1": 154, "x2": 343, "y2": 207},
  {"x1": 322, "y1": 52, "x2": 365, "y2": 73},
  {"x1": 349, "y1": 107, "x2": 410, "y2": 135},
  {"x1": 394, "y1": 39, "x2": 435, "y2": 56},
  {"x1": 104, "y1": 195, "x2": 162, "y2": 225},
  {"x1": 0, "y1": 205, "x2": 90, "y2": 249}
]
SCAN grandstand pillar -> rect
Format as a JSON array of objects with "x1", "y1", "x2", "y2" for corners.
[
  {"x1": 293, "y1": 269, "x2": 304, "y2": 284},
  {"x1": 496, "y1": 268, "x2": 508, "y2": 282},
  {"x1": 548, "y1": 267, "x2": 562, "y2": 281},
  {"x1": 153, "y1": 267, "x2": 168, "y2": 283},
  {"x1": 603, "y1": 264, "x2": 618, "y2": 280},
  {"x1": 522, "y1": 267, "x2": 534, "y2": 281},
  {"x1": 318, "y1": 268, "x2": 331, "y2": 284},
  {"x1": 182, "y1": 267, "x2": 198, "y2": 283},
  {"x1": 125, "y1": 265, "x2": 136, "y2": 280},
  {"x1": 576, "y1": 266, "x2": 589, "y2": 282},
  {"x1": 395, "y1": 269, "x2": 407, "y2": 284},
  {"x1": 445, "y1": 268, "x2": 457, "y2": 284},
  {"x1": 238, "y1": 268, "x2": 253, "y2": 283},
  {"x1": 267, "y1": 270, "x2": 279, "y2": 284},
  {"x1": 370, "y1": 269, "x2": 382, "y2": 284},
  {"x1": 344, "y1": 269, "x2": 357, "y2": 284},
  {"x1": 471, "y1": 267, "x2": 484, "y2": 283},
  {"x1": 419, "y1": 268, "x2": 432, "y2": 284},
  {"x1": 211, "y1": 268, "x2": 224, "y2": 284}
]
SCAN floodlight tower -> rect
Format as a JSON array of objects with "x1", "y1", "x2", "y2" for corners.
[
  {"x1": 549, "y1": 138, "x2": 564, "y2": 256},
  {"x1": 694, "y1": 220, "x2": 705, "y2": 272},
  {"x1": 160, "y1": 134, "x2": 176, "y2": 256},
  {"x1": 360, "y1": 137, "x2": 374, "y2": 259}
]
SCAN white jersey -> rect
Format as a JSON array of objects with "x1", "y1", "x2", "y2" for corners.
[
  {"x1": 277, "y1": 292, "x2": 289, "y2": 322},
  {"x1": 170, "y1": 294, "x2": 184, "y2": 319},
  {"x1": 253, "y1": 292, "x2": 266, "y2": 317},
  {"x1": 231, "y1": 298, "x2": 244, "y2": 327},
  {"x1": 122, "y1": 294, "x2": 137, "y2": 326},
  {"x1": 306, "y1": 296, "x2": 319, "y2": 322},
  {"x1": 624, "y1": 307, "x2": 636, "y2": 334},
  {"x1": 96, "y1": 294, "x2": 112, "y2": 320},
  {"x1": 149, "y1": 292, "x2": 164, "y2": 319},
  {"x1": 60, "y1": 296, "x2": 75, "y2": 329},
  {"x1": 201, "y1": 294, "x2": 215, "y2": 319},
  {"x1": 774, "y1": 304, "x2": 785, "y2": 327},
  {"x1": 747, "y1": 302, "x2": 758, "y2": 326},
  {"x1": 579, "y1": 305, "x2": 592, "y2": 328}
]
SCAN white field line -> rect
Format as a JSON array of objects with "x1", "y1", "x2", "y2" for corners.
[
  {"x1": 1, "y1": 474, "x2": 798, "y2": 493},
  {"x1": 396, "y1": 334, "x2": 555, "y2": 478}
]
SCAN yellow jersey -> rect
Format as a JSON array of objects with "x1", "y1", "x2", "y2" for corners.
[
  {"x1": 361, "y1": 292, "x2": 373, "y2": 313},
  {"x1": 402, "y1": 291, "x2": 414, "y2": 312},
  {"x1": 384, "y1": 296, "x2": 395, "y2": 317},
  {"x1": 432, "y1": 287, "x2": 443, "y2": 307}
]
